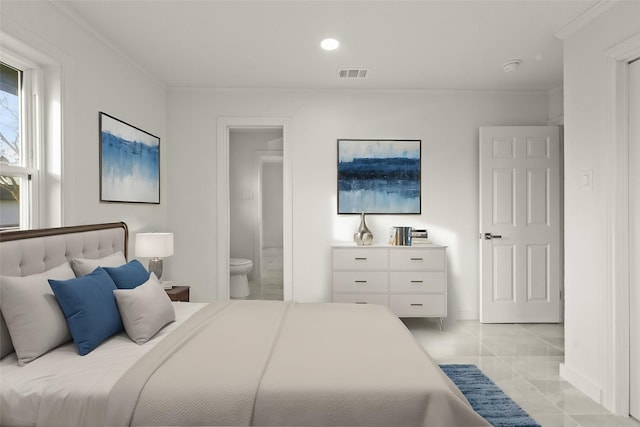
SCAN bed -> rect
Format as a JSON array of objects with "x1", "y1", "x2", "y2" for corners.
[{"x1": 0, "y1": 222, "x2": 489, "y2": 427}]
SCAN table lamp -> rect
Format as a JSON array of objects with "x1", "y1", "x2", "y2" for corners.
[{"x1": 135, "y1": 232, "x2": 174, "y2": 281}]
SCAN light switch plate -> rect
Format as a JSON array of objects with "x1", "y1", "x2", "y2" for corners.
[{"x1": 581, "y1": 169, "x2": 593, "y2": 190}]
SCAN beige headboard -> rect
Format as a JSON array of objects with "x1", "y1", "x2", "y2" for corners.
[{"x1": 0, "y1": 222, "x2": 128, "y2": 277}]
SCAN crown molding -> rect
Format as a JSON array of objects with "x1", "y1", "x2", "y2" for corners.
[
  {"x1": 48, "y1": 0, "x2": 165, "y2": 89},
  {"x1": 555, "y1": 0, "x2": 619, "y2": 40},
  {"x1": 605, "y1": 33, "x2": 640, "y2": 61}
]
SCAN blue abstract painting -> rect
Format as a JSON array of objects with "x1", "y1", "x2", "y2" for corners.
[
  {"x1": 100, "y1": 113, "x2": 160, "y2": 204},
  {"x1": 338, "y1": 139, "x2": 421, "y2": 214}
]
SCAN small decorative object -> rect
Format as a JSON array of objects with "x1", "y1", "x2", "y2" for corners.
[
  {"x1": 354, "y1": 212, "x2": 374, "y2": 245},
  {"x1": 389, "y1": 226, "x2": 412, "y2": 246},
  {"x1": 337, "y1": 139, "x2": 421, "y2": 214},
  {"x1": 135, "y1": 232, "x2": 174, "y2": 281},
  {"x1": 100, "y1": 112, "x2": 160, "y2": 204},
  {"x1": 410, "y1": 228, "x2": 431, "y2": 246}
]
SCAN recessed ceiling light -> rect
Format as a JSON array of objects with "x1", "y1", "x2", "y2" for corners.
[{"x1": 321, "y1": 38, "x2": 340, "y2": 51}]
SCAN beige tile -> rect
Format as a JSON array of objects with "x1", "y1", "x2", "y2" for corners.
[
  {"x1": 435, "y1": 356, "x2": 486, "y2": 365},
  {"x1": 501, "y1": 355, "x2": 565, "y2": 382},
  {"x1": 435, "y1": 356, "x2": 520, "y2": 383},
  {"x1": 543, "y1": 336, "x2": 565, "y2": 352},
  {"x1": 498, "y1": 380, "x2": 563, "y2": 415},
  {"x1": 422, "y1": 339, "x2": 494, "y2": 359},
  {"x1": 470, "y1": 322, "x2": 536, "y2": 338},
  {"x1": 530, "y1": 380, "x2": 611, "y2": 415},
  {"x1": 481, "y1": 335, "x2": 565, "y2": 357},
  {"x1": 531, "y1": 414, "x2": 581, "y2": 427},
  {"x1": 519, "y1": 323, "x2": 565, "y2": 339},
  {"x1": 572, "y1": 414, "x2": 640, "y2": 427}
]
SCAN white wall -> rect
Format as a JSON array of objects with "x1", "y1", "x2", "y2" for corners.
[
  {"x1": 167, "y1": 89, "x2": 549, "y2": 313},
  {"x1": 561, "y1": 0, "x2": 640, "y2": 411},
  {"x1": 1, "y1": 1, "x2": 169, "y2": 267}
]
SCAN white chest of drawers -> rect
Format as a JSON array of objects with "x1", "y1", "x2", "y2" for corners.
[{"x1": 332, "y1": 245, "x2": 447, "y2": 322}]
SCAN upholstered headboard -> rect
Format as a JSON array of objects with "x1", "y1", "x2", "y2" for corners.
[{"x1": 0, "y1": 222, "x2": 128, "y2": 277}]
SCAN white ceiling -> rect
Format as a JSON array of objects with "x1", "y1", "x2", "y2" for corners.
[{"x1": 54, "y1": 0, "x2": 599, "y2": 91}]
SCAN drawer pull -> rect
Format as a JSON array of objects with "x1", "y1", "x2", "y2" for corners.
[
  {"x1": 355, "y1": 301, "x2": 368, "y2": 304},
  {"x1": 354, "y1": 257, "x2": 368, "y2": 261},
  {"x1": 354, "y1": 280, "x2": 368, "y2": 284},
  {"x1": 410, "y1": 303, "x2": 424, "y2": 307},
  {"x1": 410, "y1": 280, "x2": 424, "y2": 284},
  {"x1": 410, "y1": 257, "x2": 424, "y2": 261}
]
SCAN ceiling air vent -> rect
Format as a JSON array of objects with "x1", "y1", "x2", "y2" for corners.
[{"x1": 337, "y1": 68, "x2": 368, "y2": 79}]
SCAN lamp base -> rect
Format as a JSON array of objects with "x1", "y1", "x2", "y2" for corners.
[{"x1": 148, "y1": 258, "x2": 164, "y2": 281}]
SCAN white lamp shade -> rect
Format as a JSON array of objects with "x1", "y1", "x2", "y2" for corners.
[{"x1": 135, "y1": 232, "x2": 174, "y2": 258}]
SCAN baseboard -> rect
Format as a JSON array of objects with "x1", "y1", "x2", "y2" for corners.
[{"x1": 559, "y1": 363, "x2": 602, "y2": 404}]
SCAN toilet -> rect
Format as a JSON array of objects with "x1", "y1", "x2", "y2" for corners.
[{"x1": 230, "y1": 258, "x2": 253, "y2": 298}]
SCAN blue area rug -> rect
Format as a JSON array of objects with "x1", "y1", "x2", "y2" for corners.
[{"x1": 440, "y1": 364, "x2": 541, "y2": 427}]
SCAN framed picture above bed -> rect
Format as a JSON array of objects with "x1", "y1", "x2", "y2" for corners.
[
  {"x1": 337, "y1": 139, "x2": 421, "y2": 214},
  {"x1": 99, "y1": 112, "x2": 160, "y2": 204}
]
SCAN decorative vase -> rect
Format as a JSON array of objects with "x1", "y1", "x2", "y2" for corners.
[{"x1": 354, "y1": 212, "x2": 374, "y2": 246}]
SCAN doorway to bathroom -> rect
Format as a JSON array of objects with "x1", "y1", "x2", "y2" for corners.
[{"x1": 229, "y1": 128, "x2": 284, "y2": 300}]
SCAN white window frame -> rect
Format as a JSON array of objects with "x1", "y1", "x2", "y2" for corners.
[{"x1": 0, "y1": 51, "x2": 43, "y2": 230}]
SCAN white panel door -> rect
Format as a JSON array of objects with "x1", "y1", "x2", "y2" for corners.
[
  {"x1": 629, "y1": 58, "x2": 640, "y2": 421},
  {"x1": 479, "y1": 126, "x2": 561, "y2": 323}
]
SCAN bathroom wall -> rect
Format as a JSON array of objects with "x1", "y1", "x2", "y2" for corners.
[
  {"x1": 229, "y1": 128, "x2": 284, "y2": 283},
  {"x1": 262, "y1": 160, "x2": 284, "y2": 248}
]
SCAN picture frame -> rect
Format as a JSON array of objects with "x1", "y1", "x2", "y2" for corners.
[
  {"x1": 337, "y1": 139, "x2": 421, "y2": 214},
  {"x1": 99, "y1": 112, "x2": 160, "y2": 204}
]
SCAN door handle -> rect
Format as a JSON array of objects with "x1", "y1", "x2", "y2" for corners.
[{"x1": 483, "y1": 233, "x2": 503, "y2": 240}]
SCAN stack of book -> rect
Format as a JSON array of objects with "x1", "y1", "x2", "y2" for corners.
[
  {"x1": 410, "y1": 228, "x2": 430, "y2": 246},
  {"x1": 389, "y1": 226, "x2": 412, "y2": 246},
  {"x1": 389, "y1": 227, "x2": 431, "y2": 246}
]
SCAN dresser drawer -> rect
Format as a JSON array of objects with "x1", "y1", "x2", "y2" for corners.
[
  {"x1": 333, "y1": 294, "x2": 390, "y2": 306},
  {"x1": 332, "y1": 245, "x2": 447, "y2": 319},
  {"x1": 389, "y1": 294, "x2": 446, "y2": 317},
  {"x1": 389, "y1": 249, "x2": 445, "y2": 271},
  {"x1": 390, "y1": 272, "x2": 445, "y2": 293},
  {"x1": 333, "y1": 248, "x2": 388, "y2": 270},
  {"x1": 333, "y1": 272, "x2": 389, "y2": 293}
]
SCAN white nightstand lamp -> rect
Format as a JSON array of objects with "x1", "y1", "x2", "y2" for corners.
[{"x1": 135, "y1": 232, "x2": 174, "y2": 284}]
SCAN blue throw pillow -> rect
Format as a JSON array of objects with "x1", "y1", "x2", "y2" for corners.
[
  {"x1": 103, "y1": 260, "x2": 150, "y2": 289},
  {"x1": 49, "y1": 267, "x2": 124, "y2": 356}
]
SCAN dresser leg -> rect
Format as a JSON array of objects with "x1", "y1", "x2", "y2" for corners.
[{"x1": 439, "y1": 317, "x2": 444, "y2": 331}]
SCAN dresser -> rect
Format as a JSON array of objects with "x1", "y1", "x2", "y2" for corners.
[{"x1": 332, "y1": 245, "x2": 447, "y2": 324}]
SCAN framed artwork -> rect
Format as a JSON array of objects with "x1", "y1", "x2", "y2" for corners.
[
  {"x1": 99, "y1": 112, "x2": 160, "y2": 204},
  {"x1": 337, "y1": 139, "x2": 421, "y2": 214}
]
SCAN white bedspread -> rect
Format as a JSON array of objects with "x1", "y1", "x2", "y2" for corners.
[
  {"x1": 2, "y1": 300, "x2": 490, "y2": 427},
  {"x1": 109, "y1": 301, "x2": 490, "y2": 427},
  {"x1": 0, "y1": 302, "x2": 206, "y2": 427}
]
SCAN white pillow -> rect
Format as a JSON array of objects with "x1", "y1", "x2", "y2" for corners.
[
  {"x1": 70, "y1": 251, "x2": 127, "y2": 277},
  {"x1": 0, "y1": 312, "x2": 13, "y2": 359},
  {"x1": 113, "y1": 273, "x2": 175, "y2": 344},
  {"x1": 0, "y1": 262, "x2": 76, "y2": 365}
]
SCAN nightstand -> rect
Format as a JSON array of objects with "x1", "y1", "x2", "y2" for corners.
[{"x1": 165, "y1": 285, "x2": 190, "y2": 302}]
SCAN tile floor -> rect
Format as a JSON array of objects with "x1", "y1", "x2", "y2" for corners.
[
  {"x1": 247, "y1": 247, "x2": 283, "y2": 300},
  {"x1": 403, "y1": 318, "x2": 640, "y2": 427}
]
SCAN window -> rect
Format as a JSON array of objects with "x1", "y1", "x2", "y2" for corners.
[{"x1": 0, "y1": 59, "x2": 40, "y2": 230}]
